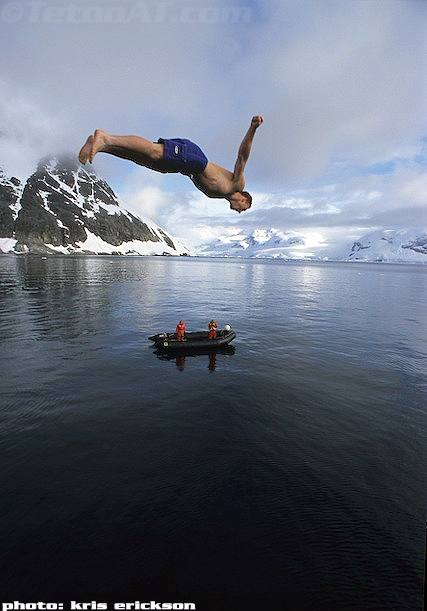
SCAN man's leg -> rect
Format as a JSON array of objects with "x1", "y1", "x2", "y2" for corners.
[{"x1": 78, "y1": 130, "x2": 164, "y2": 166}]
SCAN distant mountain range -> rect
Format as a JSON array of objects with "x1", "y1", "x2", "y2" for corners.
[
  {"x1": 200, "y1": 228, "x2": 307, "y2": 259},
  {"x1": 1, "y1": 158, "x2": 425, "y2": 264},
  {"x1": 332, "y1": 229, "x2": 427, "y2": 263},
  {"x1": 0, "y1": 157, "x2": 188, "y2": 256},
  {"x1": 200, "y1": 227, "x2": 427, "y2": 264}
]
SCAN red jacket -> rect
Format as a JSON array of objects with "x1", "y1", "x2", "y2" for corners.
[{"x1": 208, "y1": 320, "x2": 217, "y2": 339}]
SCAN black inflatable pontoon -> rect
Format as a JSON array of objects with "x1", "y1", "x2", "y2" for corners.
[{"x1": 149, "y1": 327, "x2": 236, "y2": 352}]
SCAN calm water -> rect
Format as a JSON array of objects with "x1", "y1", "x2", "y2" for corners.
[{"x1": 0, "y1": 255, "x2": 426, "y2": 610}]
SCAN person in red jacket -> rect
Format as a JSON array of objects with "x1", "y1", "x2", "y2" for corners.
[
  {"x1": 176, "y1": 320, "x2": 186, "y2": 341},
  {"x1": 208, "y1": 319, "x2": 218, "y2": 340}
]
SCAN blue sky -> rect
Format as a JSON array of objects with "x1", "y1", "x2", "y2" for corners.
[{"x1": 0, "y1": 0, "x2": 426, "y2": 253}]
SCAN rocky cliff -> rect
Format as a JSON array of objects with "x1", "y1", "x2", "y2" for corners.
[
  {"x1": 0, "y1": 170, "x2": 22, "y2": 240},
  {"x1": 0, "y1": 157, "x2": 188, "y2": 256}
]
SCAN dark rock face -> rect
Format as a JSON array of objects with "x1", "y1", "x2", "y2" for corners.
[
  {"x1": 0, "y1": 157, "x2": 186, "y2": 255},
  {"x1": 350, "y1": 241, "x2": 371, "y2": 254},
  {"x1": 402, "y1": 235, "x2": 427, "y2": 255},
  {"x1": 0, "y1": 171, "x2": 21, "y2": 239}
]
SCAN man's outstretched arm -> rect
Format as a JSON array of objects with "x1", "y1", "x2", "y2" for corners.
[{"x1": 232, "y1": 115, "x2": 263, "y2": 187}]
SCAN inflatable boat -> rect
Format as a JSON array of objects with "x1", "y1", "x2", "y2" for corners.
[{"x1": 149, "y1": 325, "x2": 236, "y2": 352}]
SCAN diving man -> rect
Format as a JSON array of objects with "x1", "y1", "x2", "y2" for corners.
[{"x1": 79, "y1": 116, "x2": 263, "y2": 213}]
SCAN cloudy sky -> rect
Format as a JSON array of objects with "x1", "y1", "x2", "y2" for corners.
[{"x1": 1, "y1": 0, "x2": 426, "y2": 253}]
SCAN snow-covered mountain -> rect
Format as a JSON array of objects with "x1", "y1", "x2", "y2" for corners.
[
  {"x1": 335, "y1": 229, "x2": 427, "y2": 263},
  {"x1": 0, "y1": 169, "x2": 22, "y2": 248},
  {"x1": 200, "y1": 227, "x2": 427, "y2": 263},
  {"x1": 0, "y1": 157, "x2": 188, "y2": 256},
  {"x1": 200, "y1": 228, "x2": 311, "y2": 259}
]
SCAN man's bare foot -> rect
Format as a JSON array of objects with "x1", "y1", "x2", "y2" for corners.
[
  {"x1": 78, "y1": 135, "x2": 93, "y2": 165},
  {"x1": 89, "y1": 129, "x2": 109, "y2": 163},
  {"x1": 78, "y1": 129, "x2": 109, "y2": 164}
]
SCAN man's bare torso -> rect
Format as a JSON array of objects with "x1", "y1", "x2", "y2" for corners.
[{"x1": 190, "y1": 162, "x2": 242, "y2": 199}]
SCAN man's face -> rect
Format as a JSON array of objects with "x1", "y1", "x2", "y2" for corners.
[{"x1": 230, "y1": 193, "x2": 250, "y2": 213}]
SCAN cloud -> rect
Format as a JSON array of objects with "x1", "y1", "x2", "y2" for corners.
[
  {"x1": 230, "y1": 0, "x2": 427, "y2": 186},
  {"x1": 120, "y1": 184, "x2": 170, "y2": 224},
  {"x1": 0, "y1": 80, "x2": 74, "y2": 179},
  {"x1": 0, "y1": 0, "x2": 425, "y2": 252},
  {"x1": 116, "y1": 166, "x2": 170, "y2": 221}
]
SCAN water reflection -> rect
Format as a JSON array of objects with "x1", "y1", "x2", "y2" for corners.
[
  {"x1": 1, "y1": 255, "x2": 426, "y2": 609},
  {"x1": 155, "y1": 345, "x2": 236, "y2": 372},
  {"x1": 0, "y1": 255, "x2": 165, "y2": 342}
]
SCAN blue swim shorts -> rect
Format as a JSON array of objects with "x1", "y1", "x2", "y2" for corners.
[{"x1": 157, "y1": 138, "x2": 208, "y2": 176}]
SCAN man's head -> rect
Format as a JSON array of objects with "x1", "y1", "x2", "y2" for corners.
[{"x1": 228, "y1": 191, "x2": 252, "y2": 213}]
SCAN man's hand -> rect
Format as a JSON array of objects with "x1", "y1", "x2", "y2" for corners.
[{"x1": 251, "y1": 115, "x2": 263, "y2": 128}]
